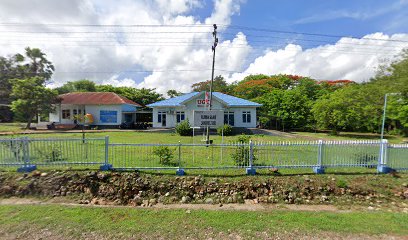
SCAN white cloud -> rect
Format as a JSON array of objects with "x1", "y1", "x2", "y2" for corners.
[
  {"x1": 0, "y1": 0, "x2": 407, "y2": 96},
  {"x1": 226, "y1": 33, "x2": 408, "y2": 83},
  {"x1": 0, "y1": 0, "x2": 249, "y2": 94}
]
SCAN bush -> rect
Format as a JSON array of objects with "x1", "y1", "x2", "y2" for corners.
[
  {"x1": 175, "y1": 120, "x2": 192, "y2": 136},
  {"x1": 354, "y1": 153, "x2": 377, "y2": 168},
  {"x1": 231, "y1": 134, "x2": 256, "y2": 166},
  {"x1": 36, "y1": 144, "x2": 66, "y2": 163},
  {"x1": 336, "y1": 179, "x2": 348, "y2": 188},
  {"x1": 153, "y1": 146, "x2": 175, "y2": 165},
  {"x1": 217, "y1": 124, "x2": 233, "y2": 136}
]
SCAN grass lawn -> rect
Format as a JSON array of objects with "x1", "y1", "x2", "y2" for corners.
[
  {"x1": 292, "y1": 131, "x2": 406, "y2": 144},
  {"x1": 0, "y1": 204, "x2": 407, "y2": 239},
  {"x1": 3, "y1": 131, "x2": 291, "y2": 144},
  {"x1": 0, "y1": 123, "x2": 25, "y2": 133},
  {"x1": 0, "y1": 131, "x2": 406, "y2": 174}
]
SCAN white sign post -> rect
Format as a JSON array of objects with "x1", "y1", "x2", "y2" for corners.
[{"x1": 193, "y1": 110, "x2": 223, "y2": 128}]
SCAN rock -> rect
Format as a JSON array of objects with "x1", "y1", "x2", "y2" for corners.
[
  {"x1": 91, "y1": 198, "x2": 99, "y2": 205},
  {"x1": 149, "y1": 198, "x2": 157, "y2": 206},
  {"x1": 205, "y1": 198, "x2": 214, "y2": 204},
  {"x1": 232, "y1": 193, "x2": 245, "y2": 204},
  {"x1": 133, "y1": 196, "x2": 143, "y2": 205},
  {"x1": 165, "y1": 192, "x2": 170, "y2": 197},
  {"x1": 320, "y1": 195, "x2": 329, "y2": 202},
  {"x1": 181, "y1": 196, "x2": 191, "y2": 204},
  {"x1": 40, "y1": 172, "x2": 48, "y2": 177},
  {"x1": 142, "y1": 199, "x2": 149, "y2": 207},
  {"x1": 0, "y1": 185, "x2": 13, "y2": 194},
  {"x1": 367, "y1": 206, "x2": 375, "y2": 211}
]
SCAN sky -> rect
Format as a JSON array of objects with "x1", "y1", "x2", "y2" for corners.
[{"x1": 0, "y1": 0, "x2": 407, "y2": 95}]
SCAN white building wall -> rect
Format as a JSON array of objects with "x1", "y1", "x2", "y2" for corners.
[
  {"x1": 85, "y1": 105, "x2": 122, "y2": 125},
  {"x1": 230, "y1": 107, "x2": 257, "y2": 128},
  {"x1": 49, "y1": 104, "x2": 86, "y2": 124},
  {"x1": 151, "y1": 92, "x2": 258, "y2": 128},
  {"x1": 49, "y1": 105, "x2": 60, "y2": 123}
]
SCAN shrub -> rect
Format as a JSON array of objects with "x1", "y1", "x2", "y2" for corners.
[
  {"x1": 237, "y1": 134, "x2": 251, "y2": 143},
  {"x1": 175, "y1": 120, "x2": 192, "y2": 136},
  {"x1": 354, "y1": 153, "x2": 377, "y2": 168},
  {"x1": 153, "y1": 146, "x2": 175, "y2": 165},
  {"x1": 217, "y1": 124, "x2": 233, "y2": 136},
  {"x1": 36, "y1": 144, "x2": 66, "y2": 163},
  {"x1": 336, "y1": 179, "x2": 348, "y2": 188},
  {"x1": 231, "y1": 134, "x2": 256, "y2": 166}
]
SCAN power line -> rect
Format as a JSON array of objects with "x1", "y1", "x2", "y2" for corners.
[{"x1": 0, "y1": 22, "x2": 406, "y2": 43}]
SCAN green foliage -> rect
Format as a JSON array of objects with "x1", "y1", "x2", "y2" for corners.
[
  {"x1": 96, "y1": 85, "x2": 164, "y2": 106},
  {"x1": 36, "y1": 144, "x2": 66, "y2": 163},
  {"x1": 312, "y1": 84, "x2": 383, "y2": 134},
  {"x1": 256, "y1": 83, "x2": 316, "y2": 130},
  {"x1": 167, "y1": 89, "x2": 183, "y2": 98},
  {"x1": 11, "y1": 77, "x2": 58, "y2": 129},
  {"x1": 55, "y1": 79, "x2": 96, "y2": 94},
  {"x1": 153, "y1": 146, "x2": 175, "y2": 165},
  {"x1": 231, "y1": 134, "x2": 256, "y2": 166},
  {"x1": 336, "y1": 179, "x2": 348, "y2": 188},
  {"x1": 0, "y1": 47, "x2": 54, "y2": 122},
  {"x1": 237, "y1": 134, "x2": 251, "y2": 143},
  {"x1": 354, "y1": 153, "x2": 377, "y2": 168},
  {"x1": 175, "y1": 120, "x2": 192, "y2": 136},
  {"x1": 217, "y1": 124, "x2": 233, "y2": 136},
  {"x1": 191, "y1": 75, "x2": 231, "y2": 93}
]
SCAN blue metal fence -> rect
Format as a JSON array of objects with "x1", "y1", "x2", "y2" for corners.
[{"x1": 0, "y1": 137, "x2": 407, "y2": 174}]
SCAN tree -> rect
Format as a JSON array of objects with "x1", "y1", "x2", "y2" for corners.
[
  {"x1": 191, "y1": 75, "x2": 231, "y2": 93},
  {"x1": 0, "y1": 47, "x2": 54, "y2": 122},
  {"x1": 11, "y1": 77, "x2": 58, "y2": 129},
  {"x1": 312, "y1": 84, "x2": 383, "y2": 134},
  {"x1": 167, "y1": 89, "x2": 183, "y2": 98},
  {"x1": 96, "y1": 85, "x2": 164, "y2": 106},
  {"x1": 257, "y1": 88, "x2": 314, "y2": 130},
  {"x1": 232, "y1": 74, "x2": 309, "y2": 100},
  {"x1": 20, "y1": 47, "x2": 54, "y2": 80},
  {"x1": 371, "y1": 49, "x2": 408, "y2": 135},
  {"x1": 55, "y1": 79, "x2": 96, "y2": 94}
]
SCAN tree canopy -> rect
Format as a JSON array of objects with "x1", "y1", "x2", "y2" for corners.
[
  {"x1": 54, "y1": 79, "x2": 96, "y2": 94},
  {"x1": 1, "y1": 47, "x2": 55, "y2": 123},
  {"x1": 191, "y1": 75, "x2": 231, "y2": 93}
]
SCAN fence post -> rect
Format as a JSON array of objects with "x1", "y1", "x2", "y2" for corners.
[
  {"x1": 377, "y1": 139, "x2": 392, "y2": 173},
  {"x1": 176, "y1": 141, "x2": 185, "y2": 176},
  {"x1": 246, "y1": 140, "x2": 256, "y2": 175},
  {"x1": 313, "y1": 140, "x2": 325, "y2": 174},
  {"x1": 100, "y1": 136, "x2": 112, "y2": 171},
  {"x1": 17, "y1": 137, "x2": 36, "y2": 172}
]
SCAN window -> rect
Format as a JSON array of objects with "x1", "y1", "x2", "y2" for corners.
[
  {"x1": 73, "y1": 109, "x2": 82, "y2": 116},
  {"x1": 157, "y1": 111, "x2": 165, "y2": 123},
  {"x1": 176, "y1": 111, "x2": 185, "y2": 123},
  {"x1": 224, "y1": 111, "x2": 234, "y2": 126},
  {"x1": 242, "y1": 111, "x2": 251, "y2": 123},
  {"x1": 62, "y1": 109, "x2": 70, "y2": 119}
]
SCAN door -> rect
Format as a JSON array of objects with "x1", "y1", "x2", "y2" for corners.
[
  {"x1": 124, "y1": 113, "x2": 133, "y2": 123},
  {"x1": 162, "y1": 114, "x2": 166, "y2": 127}
]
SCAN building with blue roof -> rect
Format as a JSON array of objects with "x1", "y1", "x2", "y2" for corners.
[{"x1": 147, "y1": 92, "x2": 261, "y2": 128}]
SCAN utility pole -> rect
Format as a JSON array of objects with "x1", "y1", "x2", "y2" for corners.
[
  {"x1": 206, "y1": 24, "x2": 218, "y2": 144},
  {"x1": 381, "y1": 93, "x2": 399, "y2": 140}
]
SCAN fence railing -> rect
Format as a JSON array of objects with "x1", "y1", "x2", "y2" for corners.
[{"x1": 0, "y1": 137, "x2": 407, "y2": 174}]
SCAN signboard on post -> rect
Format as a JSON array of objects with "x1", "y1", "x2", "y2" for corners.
[{"x1": 193, "y1": 110, "x2": 223, "y2": 128}]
